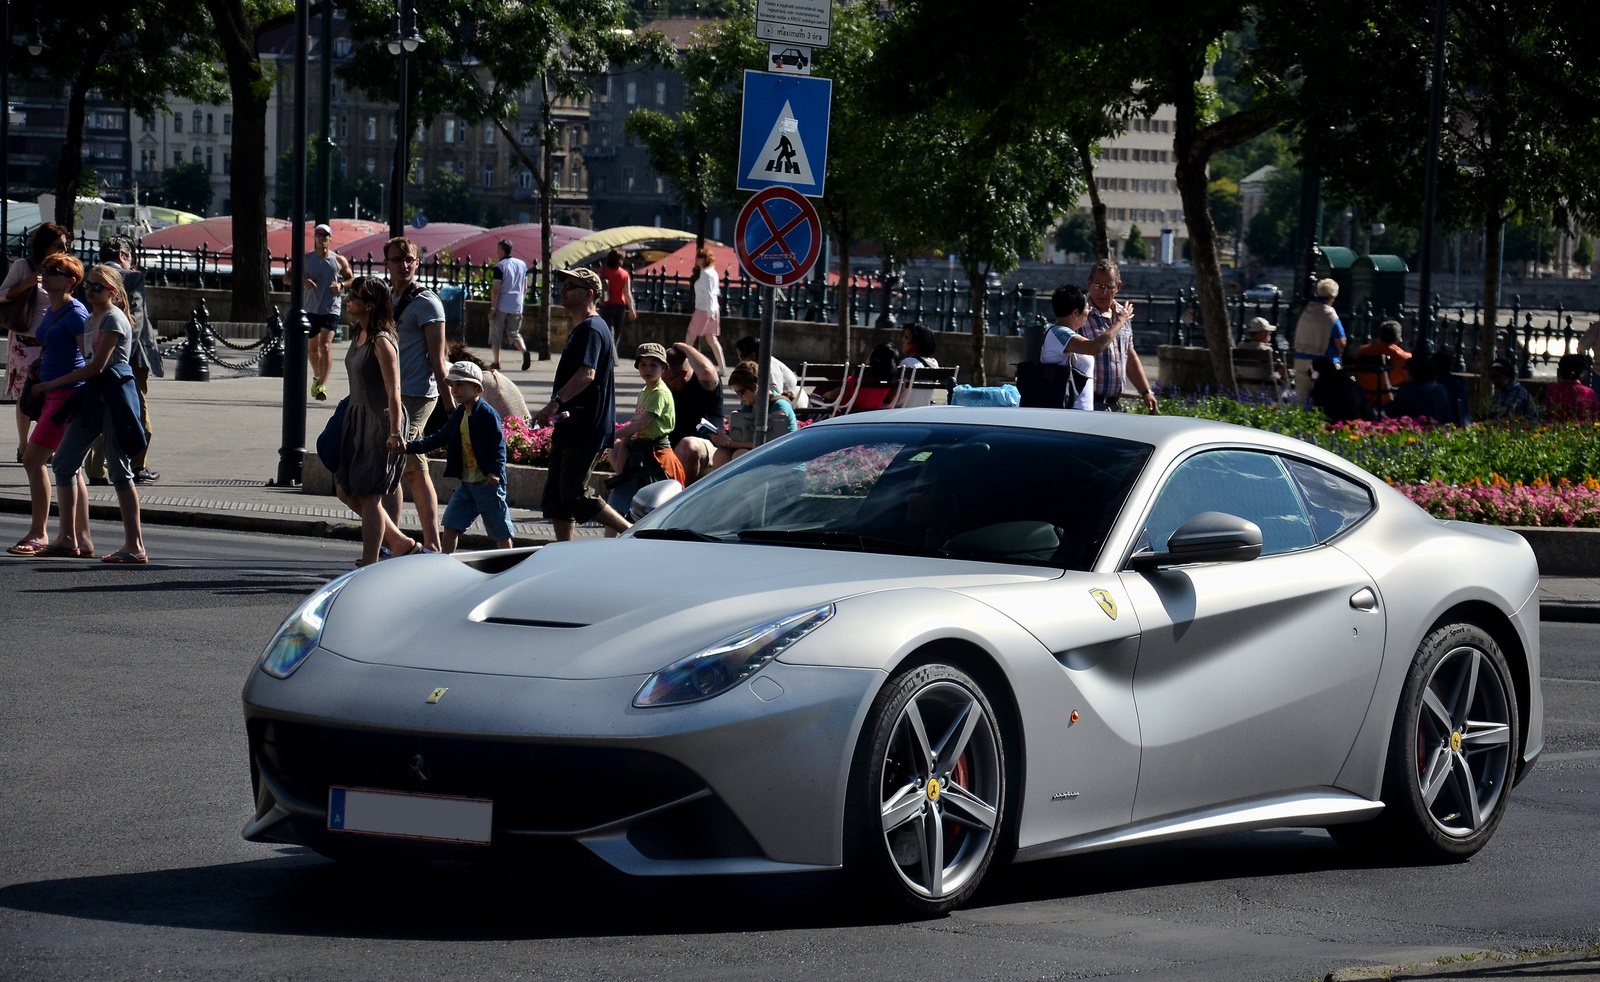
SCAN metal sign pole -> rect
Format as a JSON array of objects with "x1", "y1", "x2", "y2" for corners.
[
  {"x1": 278, "y1": 0, "x2": 311, "y2": 486},
  {"x1": 754, "y1": 286, "x2": 775, "y2": 446}
]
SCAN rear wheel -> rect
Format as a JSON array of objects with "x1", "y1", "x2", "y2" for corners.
[
  {"x1": 1333, "y1": 622, "x2": 1519, "y2": 861},
  {"x1": 846, "y1": 663, "x2": 1007, "y2": 915}
]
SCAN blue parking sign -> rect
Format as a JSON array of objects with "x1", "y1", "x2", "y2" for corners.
[{"x1": 738, "y1": 70, "x2": 831, "y2": 198}]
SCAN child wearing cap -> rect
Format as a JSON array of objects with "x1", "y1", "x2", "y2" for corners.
[
  {"x1": 391, "y1": 360, "x2": 513, "y2": 551},
  {"x1": 605, "y1": 342, "x2": 686, "y2": 526}
]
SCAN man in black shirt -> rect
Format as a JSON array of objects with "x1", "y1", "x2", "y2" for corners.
[
  {"x1": 664, "y1": 342, "x2": 724, "y2": 484},
  {"x1": 532, "y1": 268, "x2": 631, "y2": 540}
]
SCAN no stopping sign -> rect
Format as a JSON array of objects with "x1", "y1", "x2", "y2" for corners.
[{"x1": 735, "y1": 186, "x2": 823, "y2": 288}]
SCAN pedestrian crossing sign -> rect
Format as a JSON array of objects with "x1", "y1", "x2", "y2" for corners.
[{"x1": 738, "y1": 70, "x2": 831, "y2": 198}]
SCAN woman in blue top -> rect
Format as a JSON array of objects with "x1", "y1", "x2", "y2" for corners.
[
  {"x1": 710, "y1": 360, "x2": 798, "y2": 469},
  {"x1": 8, "y1": 253, "x2": 90, "y2": 557}
]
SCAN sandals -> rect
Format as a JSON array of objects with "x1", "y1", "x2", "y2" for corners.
[
  {"x1": 101, "y1": 552, "x2": 148, "y2": 565},
  {"x1": 7, "y1": 539, "x2": 48, "y2": 556},
  {"x1": 37, "y1": 543, "x2": 93, "y2": 558}
]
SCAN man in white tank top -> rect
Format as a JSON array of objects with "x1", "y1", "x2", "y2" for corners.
[{"x1": 305, "y1": 224, "x2": 353, "y2": 401}]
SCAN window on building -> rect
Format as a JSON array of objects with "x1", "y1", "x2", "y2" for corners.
[
  {"x1": 413, "y1": 163, "x2": 424, "y2": 182},
  {"x1": 483, "y1": 165, "x2": 494, "y2": 188},
  {"x1": 622, "y1": 166, "x2": 634, "y2": 191},
  {"x1": 605, "y1": 77, "x2": 613, "y2": 102},
  {"x1": 139, "y1": 149, "x2": 153, "y2": 170},
  {"x1": 141, "y1": 116, "x2": 153, "y2": 133},
  {"x1": 389, "y1": 116, "x2": 397, "y2": 139},
  {"x1": 595, "y1": 175, "x2": 607, "y2": 192},
  {"x1": 174, "y1": 150, "x2": 184, "y2": 166},
  {"x1": 173, "y1": 113, "x2": 183, "y2": 133},
  {"x1": 483, "y1": 121, "x2": 495, "y2": 145},
  {"x1": 519, "y1": 125, "x2": 534, "y2": 146},
  {"x1": 339, "y1": 115, "x2": 348, "y2": 139},
  {"x1": 365, "y1": 116, "x2": 377, "y2": 140},
  {"x1": 552, "y1": 165, "x2": 563, "y2": 190},
  {"x1": 654, "y1": 175, "x2": 664, "y2": 194},
  {"x1": 335, "y1": 38, "x2": 351, "y2": 57},
  {"x1": 206, "y1": 113, "x2": 214, "y2": 133},
  {"x1": 655, "y1": 81, "x2": 667, "y2": 105},
  {"x1": 626, "y1": 81, "x2": 636, "y2": 104},
  {"x1": 192, "y1": 110, "x2": 202, "y2": 132},
  {"x1": 206, "y1": 147, "x2": 214, "y2": 172},
  {"x1": 223, "y1": 153, "x2": 230, "y2": 175},
  {"x1": 444, "y1": 119, "x2": 456, "y2": 143},
  {"x1": 192, "y1": 146, "x2": 202, "y2": 164},
  {"x1": 224, "y1": 114, "x2": 232, "y2": 135},
  {"x1": 365, "y1": 156, "x2": 376, "y2": 174}
]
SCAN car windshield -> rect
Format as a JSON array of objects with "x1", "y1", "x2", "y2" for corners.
[{"x1": 630, "y1": 422, "x2": 1152, "y2": 570}]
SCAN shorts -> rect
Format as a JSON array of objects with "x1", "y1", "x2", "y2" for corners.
[
  {"x1": 675, "y1": 435, "x2": 716, "y2": 474},
  {"x1": 488, "y1": 310, "x2": 525, "y2": 348},
  {"x1": 442, "y1": 479, "x2": 515, "y2": 541},
  {"x1": 399, "y1": 394, "x2": 437, "y2": 474},
  {"x1": 599, "y1": 303, "x2": 628, "y2": 333},
  {"x1": 308, "y1": 313, "x2": 340, "y2": 335},
  {"x1": 28, "y1": 389, "x2": 78, "y2": 451},
  {"x1": 540, "y1": 446, "x2": 604, "y2": 523},
  {"x1": 54, "y1": 406, "x2": 134, "y2": 489},
  {"x1": 686, "y1": 309, "x2": 720, "y2": 339}
]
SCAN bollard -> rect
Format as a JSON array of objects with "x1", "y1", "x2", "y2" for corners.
[
  {"x1": 196, "y1": 299, "x2": 214, "y2": 352},
  {"x1": 174, "y1": 310, "x2": 210, "y2": 382},
  {"x1": 259, "y1": 307, "x2": 285, "y2": 378}
]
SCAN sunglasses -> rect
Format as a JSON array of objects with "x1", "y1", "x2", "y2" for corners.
[
  {"x1": 41, "y1": 266, "x2": 72, "y2": 277},
  {"x1": 84, "y1": 281, "x2": 112, "y2": 293}
]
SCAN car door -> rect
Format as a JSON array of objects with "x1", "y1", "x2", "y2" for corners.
[{"x1": 1120, "y1": 449, "x2": 1385, "y2": 822}]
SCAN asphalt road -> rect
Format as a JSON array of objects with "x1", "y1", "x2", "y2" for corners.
[{"x1": 1, "y1": 516, "x2": 1596, "y2": 982}]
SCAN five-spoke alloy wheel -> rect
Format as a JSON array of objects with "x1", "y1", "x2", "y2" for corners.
[{"x1": 848, "y1": 662, "x2": 1007, "y2": 914}]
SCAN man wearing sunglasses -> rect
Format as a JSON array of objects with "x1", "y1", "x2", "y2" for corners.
[{"x1": 383, "y1": 236, "x2": 450, "y2": 551}]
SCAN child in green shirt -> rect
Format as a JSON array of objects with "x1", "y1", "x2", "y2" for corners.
[{"x1": 606, "y1": 343, "x2": 686, "y2": 523}]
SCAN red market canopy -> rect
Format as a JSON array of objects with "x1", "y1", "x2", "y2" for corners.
[
  {"x1": 339, "y1": 222, "x2": 485, "y2": 263},
  {"x1": 140, "y1": 216, "x2": 289, "y2": 254},
  {"x1": 238, "y1": 218, "x2": 389, "y2": 258},
  {"x1": 636, "y1": 241, "x2": 742, "y2": 280},
  {"x1": 444, "y1": 224, "x2": 592, "y2": 265}
]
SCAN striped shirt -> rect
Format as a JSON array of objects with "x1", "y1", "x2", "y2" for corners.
[{"x1": 1080, "y1": 303, "x2": 1130, "y2": 399}]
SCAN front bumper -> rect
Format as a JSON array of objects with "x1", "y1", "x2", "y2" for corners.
[{"x1": 242, "y1": 646, "x2": 883, "y2": 873}]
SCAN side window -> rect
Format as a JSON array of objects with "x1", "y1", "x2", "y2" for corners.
[
  {"x1": 1142, "y1": 450, "x2": 1315, "y2": 557},
  {"x1": 1284, "y1": 458, "x2": 1374, "y2": 543}
]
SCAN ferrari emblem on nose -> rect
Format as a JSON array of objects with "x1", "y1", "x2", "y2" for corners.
[
  {"x1": 1090, "y1": 589, "x2": 1117, "y2": 620},
  {"x1": 427, "y1": 687, "x2": 449, "y2": 704}
]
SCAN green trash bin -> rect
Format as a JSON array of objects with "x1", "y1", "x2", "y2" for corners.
[
  {"x1": 1314, "y1": 246, "x2": 1358, "y2": 319},
  {"x1": 1351, "y1": 254, "x2": 1409, "y2": 319}
]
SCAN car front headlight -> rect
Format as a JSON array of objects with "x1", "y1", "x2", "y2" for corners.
[
  {"x1": 634, "y1": 604, "x2": 835, "y2": 708},
  {"x1": 259, "y1": 572, "x2": 355, "y2": 679}
]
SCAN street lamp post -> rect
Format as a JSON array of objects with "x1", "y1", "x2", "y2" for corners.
[
  {"x1": 278, "y1": 0, "x2": 312, "y2": 487},
  {"x1": 386, "y1": 0, "x2": 420, "y2": 239},
  {"x1": 315, "y1": 0, "x2": 334, "y2": 224}
]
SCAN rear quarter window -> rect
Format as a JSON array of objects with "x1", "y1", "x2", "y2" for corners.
[{"x1": 1283, "y1": 458, "x2": 1375, "y2": 543}]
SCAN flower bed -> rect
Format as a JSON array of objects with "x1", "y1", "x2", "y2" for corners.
[
  {"x1": 502, "y1": 416, "x2": 616, "y2": 472},
  {"x1": 1143, "y1": 393, "x2": 1600, "y2": 526}
]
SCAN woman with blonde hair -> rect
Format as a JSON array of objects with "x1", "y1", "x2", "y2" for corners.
[
  {"x1": 685, "y1": 247, "x2": 725, "y2": 373},
  {"x1": 36, "y1": 264, "x2": 149, "y2": 562},
  {"x1": 338, "y1": 275, "x2": 420, "y2": 565},
  {"x1": 8, "y1": 252, "x2": 92, "y2": 556}
]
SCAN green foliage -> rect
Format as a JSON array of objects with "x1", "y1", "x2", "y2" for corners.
[
  {"x1": 1576, "y1": 235, "x2": 1595, "y2": 270},
  {"x1": 1055, "y1": 211, "x2": 1098, "y2": 258},
  {"x1": 77, "y1": 167, "x2": 102, "y2": 200},
  {"x1": 274, "y1": 145, "x2": 357, "y2": 219},
  {"x1": 1209, "y1": 179, "x2": 1240, "y2": 239},
  {"x1": 159, "y1": 162, "x2": 215, "y2": 216},
  {"x1": 420, "y1": 168, "x2": 481, "y2": 225},
  {"x1": 1123, "y1": 224, "x2": 1149, "y2": 262},
  {"x1": 1503, "y1": 217, "x2": 1558, "y2": 268},
  {"x1": 348, "y1": 171, "x2": 386, "y2": 224}
]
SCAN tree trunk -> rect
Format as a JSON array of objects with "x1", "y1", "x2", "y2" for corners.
[
  {"x1": 836, "y1": 233, "x2": 851, "y2": 362},
  {"x1": 966, "y1": 261, "x2": 988, "y2": 386},
  {"x1": 537, "y1": 75, "x2": 553, "y2": 360},
  {"x1": 206, "y1": 0, "x2": 272, "y2": 320},
  {"x1": 1075, "y1": 136, "x2": 1109, "y2": 260},
  {"x1": 1478, "y1": 207, "x2": 1506, "y2": 409},
  {"x1": 695, "y1": 201, "x2": 707, "y2": 250},
  {"x1": 52, "y1": 50, "x2": 104, "y2": 233}
]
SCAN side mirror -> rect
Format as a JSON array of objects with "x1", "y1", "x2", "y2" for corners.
[
  {"x1": 630, "y1": 480, "x2": 682, "y2": 521},
  {"x1": 1129, "y1": 511, "x2": 1264, "y2": 571}
]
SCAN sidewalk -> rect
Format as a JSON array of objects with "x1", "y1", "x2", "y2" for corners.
[
  {"x1": 1, "y1": 339, "x2": 1597, "y2": 621},
  {"x1": 0, "y1": 340, "x2": 646, "y2": 548}
]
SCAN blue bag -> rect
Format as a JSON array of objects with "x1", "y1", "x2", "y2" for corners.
[
  {"x1": 316, "y1": 396, "x2": 350, "y2": 472},
  {"x1": 950, "y1": 384, "x2": 1021, "y2": 407}
]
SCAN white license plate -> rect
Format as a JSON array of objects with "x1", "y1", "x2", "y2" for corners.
[{"x1": 327, "y1": 787, "x2": 493, "y2": 844}]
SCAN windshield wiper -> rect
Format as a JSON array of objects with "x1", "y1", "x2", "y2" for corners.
[
  {"x1": 630, "y1": 527, "x2": 727, "y2": 543},
  {"x1": 735, "y1": 529, "x2": 942, "y2": 558}
]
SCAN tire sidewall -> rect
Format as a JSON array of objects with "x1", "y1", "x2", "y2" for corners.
[
  {"x1": 844, "y1": 662, "x2": 1007, "y2": 915},
  {"x1": 1385, "y1": 622, "x2": 1520, "y2": 860}
]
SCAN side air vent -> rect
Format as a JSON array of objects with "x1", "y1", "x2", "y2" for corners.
[{"x1": 482, "y1": 617, "x2": 588, "y2": 629}]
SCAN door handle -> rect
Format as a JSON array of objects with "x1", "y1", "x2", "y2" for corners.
[{"x1": 1349, "y1": 588, "x2": 1378, "y2": 612}]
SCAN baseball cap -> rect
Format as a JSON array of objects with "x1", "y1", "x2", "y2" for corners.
[
  {"x1": 555, "y1": 267, "x2": 602, "y2": 295},
  {"x1": 445, "y1": 360, "x2": 484, "y2": 388},
  {"x1": 1247, "y1": 316, "x2": 1276, "y2": 333},
  {"x1": 635, "y1": 342, "x2": 668, "y2": 367},
  {"x1": 313, "y1": 223, "x2": 332, "y2": 236}
]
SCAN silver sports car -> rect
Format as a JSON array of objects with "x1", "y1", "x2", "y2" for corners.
[{"x1": 242, "y1": 408, "x2": 1543, "y2": 913}]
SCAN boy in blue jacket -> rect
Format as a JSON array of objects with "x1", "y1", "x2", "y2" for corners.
[{"x1": 392, "y1": 361, "x2": 513, "y2": 552}]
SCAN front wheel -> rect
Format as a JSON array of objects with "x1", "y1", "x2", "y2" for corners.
[
  {"x1": 1338, "y1": 622, "x2": 1519, "y2": 861},
  {"x1": 845, "y1": 662, "x2": 1007, "y2": 915}
]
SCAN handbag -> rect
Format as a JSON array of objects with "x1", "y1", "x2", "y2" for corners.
[
  {"x1": 1015, "y1": 360, "x2": 1088, "y2": 409},
  {"x1": 0, "y1": 284, "x2": 40, "y2": 333},
  {"x1": 18, "y1": 370, "x2": 44, "y2": 421},
  {"x1": 316, "y1": 396, "x2": 350, "y2": 472}
]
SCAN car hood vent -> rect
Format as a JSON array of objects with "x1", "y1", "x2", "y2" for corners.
[{"x1": 481, "y1": 616, "x2": 587, "y2": 629}]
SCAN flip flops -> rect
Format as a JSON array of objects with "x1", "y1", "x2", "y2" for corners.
[
  {"x1": 37, "y1": 543, "x2": 93, "y2": 558},
  {"x1": 101, "y1": 552, "x2": 148, "y2": 565},
  {"x1": 7, "y1": 539, "x2": 48, "y2": 556}
]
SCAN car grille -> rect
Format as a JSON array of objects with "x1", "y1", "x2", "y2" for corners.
[{"x1": 251, "y1": 719, "x2": 707, "y2": 834}]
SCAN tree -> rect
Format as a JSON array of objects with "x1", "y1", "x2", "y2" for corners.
[
  {"x1": 1209, "y1": 178, "x2": 1240, "y2": 241},
  {"x1": 205, "y1": 0, "x2": 290, "y2": 320},
  {"x1": 1123, "y1": 224, "x2": 1149, "y2": 262},
  {"x1": 340, "y1": 0, "x2": 671, "y2": 358},
  {"x1": 1055, "y1": 211, "x2": 1098, "y2": 259},
  {"x1": 274, "y1": 143, "x2": 352, "y2": 219},
  {"x1": 29, "y1": 1, "x2": 224, "y2": 232},
  {"x1": 349, "y1": 171, "x2": 385, "y2": 224},
  {"x1": 1575, "y1": 235, "x2": 1595, "y2": 271},
  {"x1": 420, "y1": 168, "x2": 480, "y2": 225},
  {"x1": 160, "y1": 162, "x2": 215, "y2": 216}
]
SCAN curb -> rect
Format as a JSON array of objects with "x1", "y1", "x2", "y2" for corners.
[
  {"x1": 1539, "y1": 602, "x2": 1600, "y2": 624},
  {"x1": 0, "y1": 494, "x2": 555, "y2": 551},
  {"x1": 1325, "y1": 949, "x2": 1600, "y2": 980}
]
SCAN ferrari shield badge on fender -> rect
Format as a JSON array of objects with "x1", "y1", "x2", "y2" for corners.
[
  {"x1": 426, "y1": 687, "x2": 449, "y2": 704},
  {"x1": 1090, "y1": 589, "x2": 1117, "y2": 620}
]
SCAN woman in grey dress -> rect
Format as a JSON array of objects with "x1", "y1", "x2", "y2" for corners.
[{"x1": 336, "y1": 276, "x2": 418, "y2": 565}]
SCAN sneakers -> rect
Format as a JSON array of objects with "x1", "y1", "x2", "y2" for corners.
[
  {"x1": 133, "y1": 469, "x2": 160, "y2": 484},
  {"x1": 521, "y1": 349, "x2": 531, "y2": 371},
  {"x1": 311, "y1": 378, "x2": 328, "y2": 401}
]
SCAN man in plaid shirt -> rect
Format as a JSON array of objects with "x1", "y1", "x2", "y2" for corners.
[{"x1": 1079, "y1": 259, "x2": 1160, "y2": 413}]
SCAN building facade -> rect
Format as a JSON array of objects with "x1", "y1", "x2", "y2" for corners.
[
  {"x1": 1047, "y1": 106, "x2": 1189, "y2": 264},
  {"x1": 6, "y1": 76, "x2": 133, "y2": 206}
]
